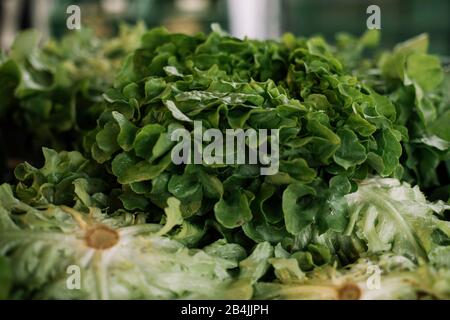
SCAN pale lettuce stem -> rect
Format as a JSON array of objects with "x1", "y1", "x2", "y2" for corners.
[{"x1": 93, "y1": 251, "x2": 109, "y2": 300}]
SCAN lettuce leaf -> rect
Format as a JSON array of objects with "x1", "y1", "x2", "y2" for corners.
[
  {"x1": 255, "y1": 254, "x2": 450, "y2": 300},
  {"x1": 0, "y1": 184, "x2": 256, "y2": 299}
]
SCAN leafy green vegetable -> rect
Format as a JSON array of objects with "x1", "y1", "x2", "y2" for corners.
[
  {"x1": 13, "y1": 147, "x2": 114, "y2": 211},
  {"x1": 0, "y1": 26, "x2": 449, "y2": 300},
  {"x1": 0, "y1": 25, "x2": 144, "y2": 179},
  {"x1": 0, "y1": 184, "x2": 259, "y2": 299},
  {"x1": 345, "y1": 178, "x2": 450, "y2": 265},
  {"x1": 84, "y1": 27, "x2": 413, "y2": 247},
  {"x1": 275, "y1": 177, "x2": 450, "y2": 270},
  {"x1": 255, "y1": 254, "x2": 450, "y2": 300},
  {"x1": 353, "y1": 34, "x2": 450, "y2": 199}
]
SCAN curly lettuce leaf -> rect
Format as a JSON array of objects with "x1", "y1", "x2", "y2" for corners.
[
  {"x1": 0, "y1": 185, "x2": 253, "y2": 299},
  {"x1": 345, "y1": 177, "x2": 450, "y2": 264},
  {"x1": 255, "y1": 254, "x2": 450, "y2": 300}
]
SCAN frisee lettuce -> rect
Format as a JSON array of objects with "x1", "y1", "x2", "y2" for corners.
[{"x1": 0, "y1": 183, "x2": 272, "y2": 299}]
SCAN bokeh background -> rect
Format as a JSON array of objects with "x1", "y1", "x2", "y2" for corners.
[{"x1": 1, "y1": 0, "x2": 449, "y2": 54}]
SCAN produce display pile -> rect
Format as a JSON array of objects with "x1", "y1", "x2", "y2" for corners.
[{"x1": 0, "y1": 25, "x2": 449, "y2": 300}]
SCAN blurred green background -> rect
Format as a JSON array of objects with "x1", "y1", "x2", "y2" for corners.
[
  {"x1": 1, "y1": 0, "x2": 449, "y2": 54},
  {"x1": 282, "y1": 0, "x2": 450, "y2": 55}
]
